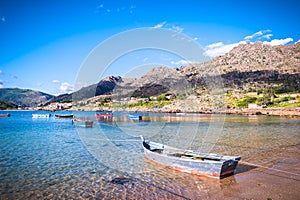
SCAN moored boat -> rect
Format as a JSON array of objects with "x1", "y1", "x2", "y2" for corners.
[
  {"x1": 0, "y1": 113, "x2": 10, "y2": 117},
  {"x1": 32, "y1": 114, "x2": 51, "y2": 118},
  {"x1": 128, "y1": 114, "x2": 142, "y2": 121},
  {"x1": 54, "y1": 114, "x2": 74, "y2": 118},
  {"x1": 141, "y1": 136, "x2": 241, "y2": 179}
]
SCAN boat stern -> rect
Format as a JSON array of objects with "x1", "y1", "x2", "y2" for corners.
[{"x1": 219, "y1": 158, "x2": 241, "y2": 178}]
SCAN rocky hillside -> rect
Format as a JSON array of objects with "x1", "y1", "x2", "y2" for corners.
[
  {"x1": 74, "y1": 42, "x2": 300, "y2": 112},
  {"x1": 112, "y1": 67, "x2": 189, "y2": 99},
  {"x1": 113, "y1": 42, "x2": 300, "y2": 100},
  {"x1": 180, "y1": 42, "x2": 300, "y2": 77},
  {"x1": 0, "y1": 88, "x2": 54, "y2": 107},
  {"x1": 180, "y1": 42, "x2": 300, "y2": 93}
]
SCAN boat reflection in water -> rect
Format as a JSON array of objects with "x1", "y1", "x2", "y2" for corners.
[
  {"x1": 32, "y1": 114, "x2": 51, "y2": 118},
  {"x1": 96, "y1": 112, "x2": 113, "y2": 121},
  {"x1": 73, "y1": 118, "x2": 93, "y2": 128}
]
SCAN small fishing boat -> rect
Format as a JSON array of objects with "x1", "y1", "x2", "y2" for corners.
[
  {"x1": 128, "y1": 114, "x2": 142, "y2": 121},
  {"x1": 32, "y1": 114, "x2": 51, "y2": 118},
  {"x1": 73, "y1": 118, "x2": 93, "y2": 128},
  {"x1": 141, "y1": 136, "x2": 241, "y2": 179},
  {"x1": 54, "y1": 114, "x2": 74, "y2": 118},
  {"x1": 0, "y1": 113, "x2": 10, "y2": 117}
]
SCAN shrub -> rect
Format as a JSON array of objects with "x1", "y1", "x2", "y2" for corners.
[{"x1": 157, "y1": 93, "x2": 167, "y2": 101}]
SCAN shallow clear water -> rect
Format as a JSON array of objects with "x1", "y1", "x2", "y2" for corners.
[{"x1": 0, "y1": 111, "x2": 299, "y2": 199}]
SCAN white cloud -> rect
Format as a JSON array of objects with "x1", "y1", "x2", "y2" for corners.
[
  {"x1": 142, "y1": 57, "x2": 148, "y2": 62},
  {"x1": 171, "y1": 59, "x2": 197, "y2": 65},
  {"x1": 153, "y1": 21, "x2": 167, "y2": 29},
  {"x1": 261, "y1": 33, "x2": 273, "y2": 40},
  {"x1": 296, "y1": 39, "x2": 300, "y2": 44},
  {"x1": 263, "y1": 38, "x2": 293, "y2": 46},
  {"x1": 204, "y1": 29, "x2": 293, "y2": 57},
  {"x1": 0, "y1": 70, "x2": 2, "y2": 74},
  {"x1": 244, "y1": 31, "x2": 263, "y2": 40},
  {"x1": 204, "y1": 41, "x2": 247, "y2": 57},
  {"x1": 0, "y1": 80, "x2": 3, "y2": 88},
  {"x1": 244, "y1": 30, "x2": 272, "y2": 40},
  {"x1": 60, "y1": 82, "x2": 74, "y2": 93},
  {"x1": 206, "y1": 42, "x2": 224, "y2": 49},
  {"x1": 74, "y1": 82, "x2": 89, "y2": 91},
  {"x1": 172, "y1": 25, "x2": 184, "y2": 33},
  {"x1": 52, "y1": 79, "x2": 60, "y2": 83},
  {"x1": 129, "y1": 5, "x2": 135, "y2": 14}
]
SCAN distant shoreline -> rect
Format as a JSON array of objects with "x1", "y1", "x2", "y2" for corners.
[
  {"x1": 2, "y1": 107, "x2": 300, "y2": 117},
  {"x1": 75, "y1": 107, "x2": 300, "y2": 117},
  {"x1": 210, "y1": 108, "x2": 300, "y2": 117}
]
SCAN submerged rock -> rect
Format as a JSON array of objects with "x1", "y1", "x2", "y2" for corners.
[{"x1": 110, "y1": 177, "x2": 134, "y2": 185}]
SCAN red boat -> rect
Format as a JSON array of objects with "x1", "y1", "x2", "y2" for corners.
[{"x1": 96, "y1": 113, "x2": 113, "y2": 121}]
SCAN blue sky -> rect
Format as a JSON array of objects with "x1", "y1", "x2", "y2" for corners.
[{"x1": 0, "y1": 0, "x2": 299, "y2": 95}]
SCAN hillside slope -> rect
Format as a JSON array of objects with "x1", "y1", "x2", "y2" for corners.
[
  {"x1": 0, "y1": 88, "x2": 54, "y2": 107},
  {"x1": 75, "y1": 42, "x2": 300, "y2": 112}
]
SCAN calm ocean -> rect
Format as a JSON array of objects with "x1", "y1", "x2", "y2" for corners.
[{"x1": 1, "y1": 110, "x2": 299, "y2": 199}]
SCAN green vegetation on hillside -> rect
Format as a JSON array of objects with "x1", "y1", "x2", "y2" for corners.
[
  {"x1": 112, "y1": 93, "x2": 174, "y2": 109},
  {"x1": 226, "y1": 89, "x2": 300, "y2": 109},
  {"x1": 0, "y1": 101, "x2": 18, "y2": 110}
]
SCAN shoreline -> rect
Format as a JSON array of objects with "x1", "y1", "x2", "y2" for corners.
[
  {"x1": 208, "y1": 108, "x2": 300, "y2": 117},
  {"x1": 105, "y1": 107, "x2": 300, "y2": 117},
  {"x1": 2, "y1": 107, "x2": 300, "y2": 117}
]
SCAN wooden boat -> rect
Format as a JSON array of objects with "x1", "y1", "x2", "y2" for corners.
[
  {"x1": 32, "y1": 114, "x2": 51, "y2": 118},
  {"x1": 54, "y1": 114, "x2": 74, "y2": 118},
  {"x1": 0, "y1": 113, "x2": 10, "y2": 117},
  {"x1": 141, "y1": 136, "x2": 241, "y2": 179},
  {"x1": 128, "y1": 114, "x2": 142, "y2": 121},
  {"x1": 73, "y1": 118, "x2": 93, "y2": 128}
]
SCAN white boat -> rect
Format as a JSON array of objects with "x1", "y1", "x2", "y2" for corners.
[
  {"x1": 32, "y1": 114, "x2": 51, "y2": 118},
  {"x1": 128, "y1": 114, "x2": 142, "y2": 121},
  {"x1": 141, "y1": 136, "x2": 241, "y2": 179}
]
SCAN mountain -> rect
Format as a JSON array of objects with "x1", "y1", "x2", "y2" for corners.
[
  {"x1": 81, "y1": 42, "x2": 299, "y2": 112},
  {"x1": 49, "y1": 42, "x2": 300, "y2": 111},
  {"x1": 72, "y1": 76, "x2": 122, "y2": 101},
  {"x1": 45, "y1": 76, "x2": 123, "y2": 105},
  {"x1": 0, "y1": 88, "x2": 54, "y2": 107},
  {"x1": 1, "y1": 42, "x2": 299, "y2": 111},
  {"x1": 112, "y1": 67, "x2": 189, "y2": 99}
]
